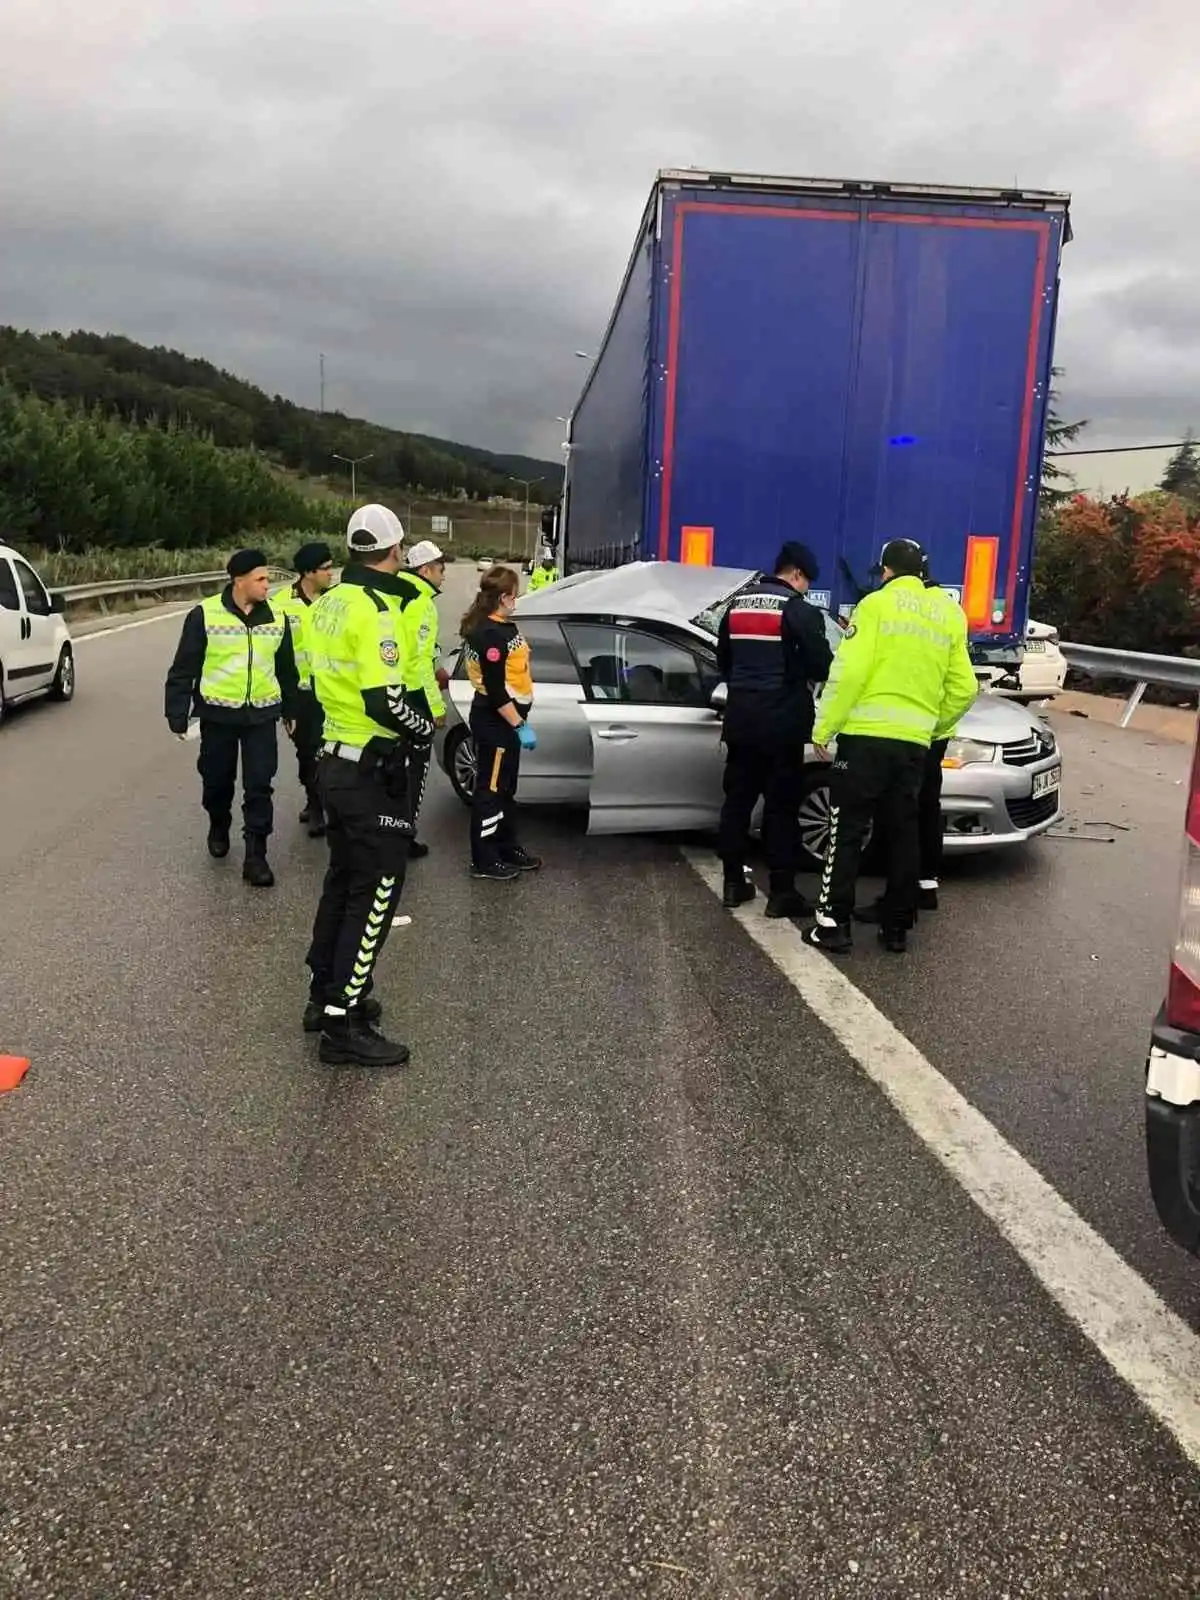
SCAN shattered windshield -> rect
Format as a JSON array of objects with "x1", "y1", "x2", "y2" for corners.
[
  {"x1": 692, "y1": 579, "x2": 848, "y2": 650},
  {"x1": 690, "y1": 577, "x2": 760, "y2": 639}
]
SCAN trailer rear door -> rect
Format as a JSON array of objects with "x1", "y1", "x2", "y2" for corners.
[
  {"x1": 653, "y1": 194, "x2": 861, "y2": 608},
  {"x1": 838, "y1": 205, "x2": 1059, "y2": 639}
]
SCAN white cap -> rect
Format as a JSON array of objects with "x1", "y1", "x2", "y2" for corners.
[
  {"x1": 347, "y1": 503, "x2": 404, "y2": 554},
  {"x1": 406, "y1": 539, "x2": 445, "y2": 568}
]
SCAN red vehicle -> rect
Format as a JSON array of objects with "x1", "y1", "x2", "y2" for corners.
[{"x1": 1146, "y1": 720, "x2": 1200, "y2": 1252}]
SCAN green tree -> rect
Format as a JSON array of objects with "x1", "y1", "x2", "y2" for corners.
[
  {"x1": 0, "y1": 381, "x2": 335, "y2": 553},
  {"x1": 1040, "y1": 367, "x2": 1087, "y2": 510},
  {"x1": 1160, "y1": 433, "x2": 1200, "y2": 506}
]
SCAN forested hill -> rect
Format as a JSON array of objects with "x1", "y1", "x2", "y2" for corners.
[{"x1": 0, "y1": 328, "x2": 561, "y2": 503}]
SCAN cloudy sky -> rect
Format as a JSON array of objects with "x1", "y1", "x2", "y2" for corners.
[{"x1": 2, "y1": 0, "x2": 1195, "y2": 488}]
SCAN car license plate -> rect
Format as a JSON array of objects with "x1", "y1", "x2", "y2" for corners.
[
  {"x1": 1025, "y1": 639, "x2": 1046, "y2": 653},
  {"x1": 1032, "y1": 768, "x2": 1059, "y2": 799}
]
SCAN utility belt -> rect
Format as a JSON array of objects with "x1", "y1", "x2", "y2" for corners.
[{"x1": 321, "y1": 737, "x2": 410, "y2": 799}]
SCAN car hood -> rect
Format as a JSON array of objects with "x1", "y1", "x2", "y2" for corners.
[{"x1": 960, "y1": 693, "x2": 1047, "y2": 742}]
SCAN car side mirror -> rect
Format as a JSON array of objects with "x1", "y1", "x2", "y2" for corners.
[
  {"x1": 710, "y1": 682, "x2": 728, "y2": 711},
  {"x1": 50, "y1": 592, "x2": 66, "y2": 614}
]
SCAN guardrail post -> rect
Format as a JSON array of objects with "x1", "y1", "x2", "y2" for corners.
[{"x1": 1119, "y1": 681, "x2": 1149, "y2": 730}]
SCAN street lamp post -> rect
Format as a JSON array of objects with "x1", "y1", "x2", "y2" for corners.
[
  {"x1": 508, "y1": 475, "x2": 543, "y2": 564},
  {"x1": 332, "y1": 452, "x2": 374, "y2": 502}
]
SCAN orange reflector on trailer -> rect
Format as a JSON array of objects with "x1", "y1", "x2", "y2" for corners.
[
  {"x1": 681, "y1": 526, "x2": 714, "y2": 566},
  {"x1": 963, "y1": 536, "x2": 1000, "y2": 629}
]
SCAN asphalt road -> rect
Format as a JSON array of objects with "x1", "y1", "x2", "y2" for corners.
[{"x1": 2, "y1": 591, "x2": 1200, "y2": 1597}]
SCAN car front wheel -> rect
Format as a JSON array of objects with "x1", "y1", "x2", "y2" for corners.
[
  {"x1": 49, "y1": 645, "x2": 75, "y2": 702},
  {"x1": 446, "y1": 726, "x2": 477, "y2": 806},
  {"x1": 796, "y1": 766, "x2": 878, "y2": 874}
]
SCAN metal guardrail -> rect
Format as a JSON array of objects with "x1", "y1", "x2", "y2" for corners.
[
  {"x1": 52, "y1": 568, "x2": 295, "y2": 611},
  {"x1": 1060, "y1": 642, "x2": 1200, "y2": 728}
]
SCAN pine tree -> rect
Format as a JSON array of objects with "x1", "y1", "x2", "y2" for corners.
[
  {"x1": 1160, "y1": 433, "x2": 1200, "y2": 506},
  {"x1": 1040, "y1": 367, "x2": 1088, "y2": 510}
]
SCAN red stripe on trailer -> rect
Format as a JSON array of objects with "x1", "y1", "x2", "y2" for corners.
[{"x1": 658, "y1": 207, "x2": 685, "y2": 562}]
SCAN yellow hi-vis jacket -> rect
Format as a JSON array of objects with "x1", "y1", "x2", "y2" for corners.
[{"x1": 813, "y1": 576, "x2": 978, "y2": 749}]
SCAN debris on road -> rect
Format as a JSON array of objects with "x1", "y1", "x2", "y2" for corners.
[
  {"x1": 1049, "y1": 815, "x2": 1129, "y2": 844},
  {"x1": 0, "y1": 1054, "x2": 31, "y2": 1093}
]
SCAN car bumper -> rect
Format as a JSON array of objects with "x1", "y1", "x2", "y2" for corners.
[
  {"x1": 940, "y1": 756, "x2": 1063, "y2": 852},
  {"x1": 1017, "y1": 655, "x2": 1069, "y2": 698},
  {"x1": 1145, "y1": 1005, "x2": 1200, "y2": 1254},
  {"x1": 980, "y1": 648, "x2": 1068, "y2": 701}
]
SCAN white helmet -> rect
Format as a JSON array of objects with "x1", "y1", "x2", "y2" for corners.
[{"x1": 347, "y1": 503, "x2": 404, "y2": 555}]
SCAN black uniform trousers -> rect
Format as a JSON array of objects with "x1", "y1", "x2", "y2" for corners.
[
  {"x1": 818, "y1": 734, "x2": 927, "y2": 930},
  {"x1": 718, "y1": 719, "x2": 809, "y2": 878},
  {"x1": 198, "y1": 719, "x2": 279, "y2": 840},
  {"x1": 407, "y1": 689, "x2": 434, "y2": 841},
  {"x1": 470, "y1": 702, "x2": 522, "y2": 868},
  {"x1": 870, "y1": 737, "x2": 949, "y2": 886},
  {"x1": 919, "y1": 738, "x2": 949, "y2": 883},
  {"x1": 306, "y1": 749, "x2": 413, "y2": 1010},
  {"x1": 290, "y1": 688, "x2": 325, "y2": 799}
]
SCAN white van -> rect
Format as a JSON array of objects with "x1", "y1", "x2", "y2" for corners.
[{"x1": 0, "y1": 543, "x2": 75, "y2": 723}]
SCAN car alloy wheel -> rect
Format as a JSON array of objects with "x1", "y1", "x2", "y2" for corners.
[
  {"x1": 449, "y1": 728, "x2": 478, "y2": 804},
  {"x1": 50, "y1": 647, "x2": 75, "y2": 702},
  {"x1": 796, "y1": 769, "x2": 873, "y2": 872}
]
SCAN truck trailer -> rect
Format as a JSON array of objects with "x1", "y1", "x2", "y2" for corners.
[{"x1": 561, "y1": 168, "x2": 1072, "y2": 666}]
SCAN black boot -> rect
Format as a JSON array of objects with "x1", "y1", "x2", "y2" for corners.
[
  {"x1": 319, "y1": 1012, "x2": 410, "y2": 1067},
  {"x1": 764, "y1": 872, "x2": 813, "y2": 920},
  {"x1": 805, "y1": 920, "x2": 852, "y2": 955},
  {"x1": 722, "y1": 865, "x2": 756, "y2": 909},
  {"x1": 304, "y1": 992, "x2": 383, "y2": 1033},
  {"x1": 878, "y1": 926, "x2": 908, "y2": 954},
  {"x1": 471, "y1": 859, "x2": 519, "y2": 881},
  {"x1": 855, "y1": 895, "x2": 930, "y2": 925},
  {"x1": 242, "y1": 835, "x2": 275, "y2": 888},
  {"x1": 500, "y1": 845, "x2": 543, "y2": 872},
  {"x1": 408, "y1": 838, "x2": 430, "y2": 859},
  {"x1": 306, "y1": 792, "x2": 326, "y2": 839},
  {"x1": 207, "y1": 821, "x2": 230, "y2": 859}
]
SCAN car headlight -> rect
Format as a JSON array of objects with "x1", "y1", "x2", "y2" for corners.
[{"x1": 942, "y1": 737, "x2": 997, "y2": 768}]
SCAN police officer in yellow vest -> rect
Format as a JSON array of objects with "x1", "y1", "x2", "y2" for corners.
[
  {"x1": 807, "y1": 538, "x2": 977, "y2": 955},
  {"x1": 304, "y1": 506, "x2": 434, "y2": 1067},
  {"x1": 394, "y1": 538, "x2": 447, "y2": 859},
  {"x1": 527, "y1": 554, "x2": 556, "y2": 592},
  {"x1": 164, "y1": 548, "x2": 300, "y2": 887},
  {"x1": 274, "y1": 541, "x2": 336, "y2": 838}
]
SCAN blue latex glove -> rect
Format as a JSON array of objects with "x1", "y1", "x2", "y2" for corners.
[{"x1": 516, "y1": 723, "x2": 538, "y2": 751}]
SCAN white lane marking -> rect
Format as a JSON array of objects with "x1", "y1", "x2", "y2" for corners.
[
  {"x1": 683, "y1": 848, "x2": 1200, "y2": 1469},
  {"x1": 72, "y1": 608, "x2": 192, "y2": 643}
]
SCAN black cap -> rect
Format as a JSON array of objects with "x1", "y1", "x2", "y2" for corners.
[
  {"x1": 774, "y1": 541, "x2": 820, "y2": 582},
  {"x1": 293, "y1": 540, "x2": 333, "y2": 575},
  {"x1": 227, "y1": 547, "x2": 269, "y2": 580},
  {"x1": 874, "y1": 538, "x2": 926, "y2": 578}
]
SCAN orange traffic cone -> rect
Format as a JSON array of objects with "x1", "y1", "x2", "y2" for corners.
[{"x1": 0, "y1": 1055, "x2": 31, "y2": 1093}]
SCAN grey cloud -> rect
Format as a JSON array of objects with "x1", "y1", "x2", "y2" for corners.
[{"x1": 0, "y1": 0, "x2": 1197, "y2": 460}]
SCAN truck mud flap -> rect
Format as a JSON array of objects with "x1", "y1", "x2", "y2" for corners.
[{"x1": 1146, "y1": 1097, "x2": 1200, "y2": 1255}]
